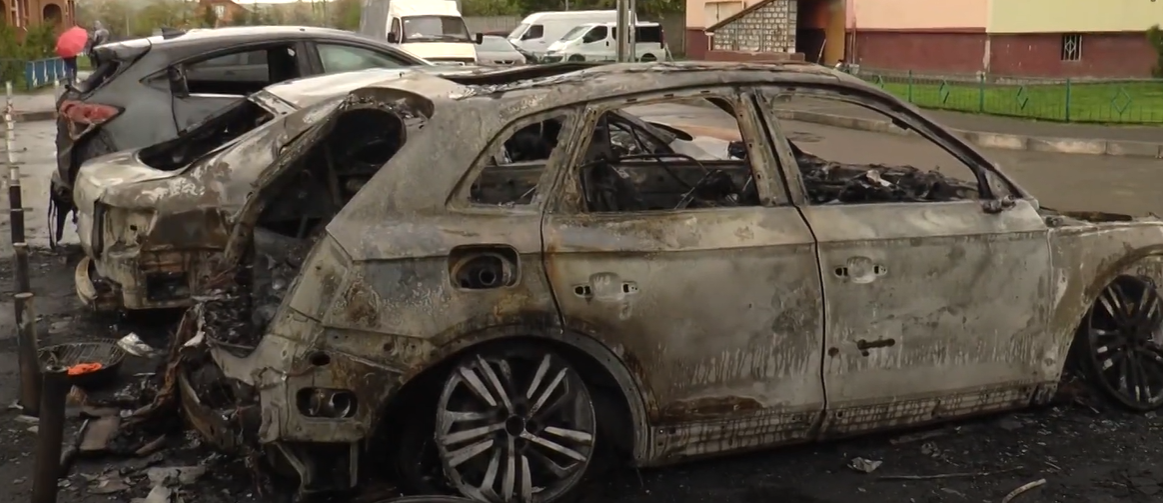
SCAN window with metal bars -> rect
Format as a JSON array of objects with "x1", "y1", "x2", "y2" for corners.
[{"x1": 1061, "y1": 33, "x2": 1083, "y2": 61}]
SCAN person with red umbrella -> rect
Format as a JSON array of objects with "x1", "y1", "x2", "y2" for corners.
[{"x1": 55, "y1": 23, "x2": 88, "y2": 85}]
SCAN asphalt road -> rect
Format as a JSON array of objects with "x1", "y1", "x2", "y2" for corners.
[{"x1": 1, "y1": 112, "x2": 1163, "y2": 503}]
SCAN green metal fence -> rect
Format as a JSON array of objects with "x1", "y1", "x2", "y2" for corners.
[{"x1": 850, "y1": 68, "x2": 1163, "y2": 124}]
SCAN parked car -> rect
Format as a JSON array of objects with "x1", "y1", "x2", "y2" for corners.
[
  {"x1": 507, "y1": 10, "x2": 633, "y2": 58},
  {"x1": 154, "y1": 61, "x2": 1157, "y2": 503},
  {"x1": 542, "y1": 21, "x2": 667, "y2": 62},
  {"x1": 50, "y1": 25, "x2": 433, "y2": 245},
  {"x1": 475, "y1": 35, "x2": 533, "y2": 66}
]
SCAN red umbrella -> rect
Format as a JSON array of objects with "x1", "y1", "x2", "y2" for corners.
[{"x1": 56, "y1": 26, "x2": 89, "y2": 59}]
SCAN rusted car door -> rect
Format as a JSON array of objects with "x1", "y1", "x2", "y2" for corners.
[
  {"x1": 754, "y1": 88, "x2": 1053, "y2": 437},
  {"x1": 541, "y1": 91, "x2": 826, "y2": 462}
]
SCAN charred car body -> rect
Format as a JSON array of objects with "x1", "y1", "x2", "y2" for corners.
[
  {"x1": 105, "y1": 61, "x2": 1163, "y2": 502},
  {"x1": 72, "y1": 66, "x2": 516, "y2": 311},
  {"x1": 73, "y1": 65, "x2": 737, "y2": 312},
  {"x1": 52, "y1": 26, "x2": 434, "y2": 244}
]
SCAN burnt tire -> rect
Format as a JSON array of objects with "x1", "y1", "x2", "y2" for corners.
[{"x1": 1077, "y1": 274, "x2": 1163, "y2": 411}]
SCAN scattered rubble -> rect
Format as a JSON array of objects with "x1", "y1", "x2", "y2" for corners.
[
  {"x1": 849, "y1": 457, "x2": 883, "y2": 474},
  {"x1": 118, "y1": 333, "x2": 160, "y2": 358}
]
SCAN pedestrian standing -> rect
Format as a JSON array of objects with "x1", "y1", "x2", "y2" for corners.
[
  {"x1": 87, "y1": 21, "x2": 110, "y2": 68},
  {"x1": 55, "y1": 23, "x2": 88, "y2": 85}
]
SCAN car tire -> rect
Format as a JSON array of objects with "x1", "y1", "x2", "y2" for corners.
[
  {"x1": 567, "y1": 55, "x2": 585, "y2": 62},
  {"x1": 1076, "y1": 274, "x2": 1163, "y2": 411},
  {"x1": 640, "y1": 54, "x2": 657, "y2": 62},
  {"x1": 432, "y1": 343, "x2": 601, "y2": 503}
]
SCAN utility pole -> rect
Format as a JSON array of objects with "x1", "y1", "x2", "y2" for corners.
[
  {"x1": 615, "y1": 0, "x2": 630, "y2": 61},
  {"x1": 627, "y1": 0, "x2": 636, "y2": 61}
]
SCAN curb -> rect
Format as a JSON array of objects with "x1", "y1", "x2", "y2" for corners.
[
  {"x1": 772, "y1": 109, "x2": 1163, "y2": 159},
  {"x1": 11, "y1": 111, "x2": 55, "y2": 123}
]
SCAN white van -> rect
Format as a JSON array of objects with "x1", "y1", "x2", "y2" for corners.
[
  {"x1": 542, "y1": 22, "x2": 668, "y2": 62},
  {"x1": 507, "y1": 10, "x2": 637, "y2": 57},
  {"x1": 359, "y1": 0, "x2": 480, "y2": 65}
]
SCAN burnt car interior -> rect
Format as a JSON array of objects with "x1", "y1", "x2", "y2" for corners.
[
  {"x1": 245, "y1": 106, "x2": 406, "y2": 332},
  {"x1": 470, "y1": 114, "x2": 566, "y2": 206},
  {"x1": 767, "y1": 93, "x2": 984, "y2": 205},
  {"x1": 466, "y1": 92, "x2": 986, "y2": 212},
  {"x1": 791, "y1": 141, "x2": 980, "y2": 205},
  {"x1": 469, "y1": 100, "x2": 759, "y2": 210},
  {"x1": 577, "y1": 101, "x2": 759, "y2": 213},
  {"x1": 139, "y1": 99, "x2": 277, "y2": 171}
]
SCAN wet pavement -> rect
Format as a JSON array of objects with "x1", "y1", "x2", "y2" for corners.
[{"x1": 1, "y1": 113, "x2": 1163, "y2": 503}]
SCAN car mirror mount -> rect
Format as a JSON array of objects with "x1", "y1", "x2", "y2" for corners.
[
  {"x1": 387, "y1": 33, "x2": 400, "y2": 43},
  {"x1": 475, "y1": 33, "x2": 484, "y2": 45}
]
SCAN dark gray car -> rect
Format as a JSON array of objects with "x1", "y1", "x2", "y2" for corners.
[{"x1": 50, "y1": 26, "x2": 430, "y2": 244}]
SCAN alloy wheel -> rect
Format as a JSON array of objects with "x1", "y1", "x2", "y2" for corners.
[
  {"x1": 1084, "y1": 275, "x2": 1163, "y2": 411},
  {"x1": 435, "y1": 347, "x2": 597, "y2": 503}
]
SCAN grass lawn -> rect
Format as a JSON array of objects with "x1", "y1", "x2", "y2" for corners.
[{"x1": 873, "y1": 78, "x2": 1163, "y2": 124}]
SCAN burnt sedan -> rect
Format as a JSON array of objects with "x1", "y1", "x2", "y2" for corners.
[{"x1": 153, "y1": 62, "x2": 1163, "y2": 503}]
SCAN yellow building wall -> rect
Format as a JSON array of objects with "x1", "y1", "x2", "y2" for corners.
[
  {"x1": 989, "y1": 0, "x2": 1163, "y2": 33},
  {"x1": 850, "y1": 0, "x2": 987, "y2": 30}
]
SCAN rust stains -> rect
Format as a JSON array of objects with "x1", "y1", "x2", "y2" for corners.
[{"x1": 658, "y1": 396, "x2": 765, "y2": 423}]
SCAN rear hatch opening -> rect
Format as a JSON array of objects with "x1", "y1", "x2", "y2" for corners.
[{"x1": 138, "y1": 99, "x2": 277, "y2": 172}]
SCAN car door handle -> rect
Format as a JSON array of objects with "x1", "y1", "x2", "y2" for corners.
[{"x1": 833, "y1": 256, "x2": 888, "y2": 283}]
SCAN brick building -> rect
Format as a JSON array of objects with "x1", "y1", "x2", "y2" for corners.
[
  {"x1": 199, "y1": 0, "x2": 248, "y2": 25},
  {"x1": 685, "y1": 0, "x2": 1163, "y2": 78},
  {"x1": 2, "y1": 0, "x2": 75, "y2": 30},
  {"x1": 686, "y1": 0, "x2": 845, "y2": 64}
]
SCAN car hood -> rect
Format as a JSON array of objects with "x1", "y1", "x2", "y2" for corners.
[
  {"x1": 398, "y1": 42, "x2": 477, "y2": 61},
  {"x1": 477, "y1": 50, "x2": 523, "y2": 60}
]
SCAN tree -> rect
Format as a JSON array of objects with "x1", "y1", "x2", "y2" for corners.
[
  {"x1": 201, "y1": 5, "x2": 220, "y2": 28},
  {"x1": 331, "y1": 0, "x2": 362, "y2": 30},
  {"x1": 1149, "y1": 25, "x2": 1163, "y2": 78}
]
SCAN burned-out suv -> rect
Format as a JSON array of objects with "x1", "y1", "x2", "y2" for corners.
[
  {"x1": 169, "y1": 61, "x2": 1163, "y2": 502},
  {"x1": 51, "y1": 26, "x2": 430, "y2": 243}
]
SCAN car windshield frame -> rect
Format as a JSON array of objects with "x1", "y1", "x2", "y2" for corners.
[
  {"x1": 559, "y1": 25, "x2": 591, "y2": 42},
  {"x1": 401, "y1": 15, "x2": 473, "y2": 43},
  {"x1": 507, "y1": 23, "x2": 530, "y2": 40}
]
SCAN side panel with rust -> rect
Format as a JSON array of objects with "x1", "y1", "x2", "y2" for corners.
[{"x1": 803, "y1": 199, "x2": 1052, "y2": 436}]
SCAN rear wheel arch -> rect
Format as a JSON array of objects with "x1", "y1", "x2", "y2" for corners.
[
  {"x1": 1067, "y1": 250, "x2": 1163, "y2": 410},
  {"x1": 382, "y1": 322, "x2": 650, "y2": 455}
]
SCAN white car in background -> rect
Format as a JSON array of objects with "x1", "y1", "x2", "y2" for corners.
[
  {"x1": 542, "y1": 21, "x2": 668, "y2": 62},
  {"x1": 475, "y1": 35, "x2": 532, "y2": 65},
  {"x1": 507, "y1": 9, "x2": 633, "y2": 58}
]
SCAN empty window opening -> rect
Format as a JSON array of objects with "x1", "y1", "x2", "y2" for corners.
[
  {"x1": 766, "y1": 93, "x2": 982, "y2": 205},
  {"x1": 575, "y1": 97, "x2": 760, "y2": 213},
  {"x1": 468, "y1": 112, "x2": 569, "y2": 207}
]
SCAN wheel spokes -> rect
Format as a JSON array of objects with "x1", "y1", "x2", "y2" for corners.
[
  {"x1": 437, "y1": 350, "x2": 597, "y2": 503},
  {"x1": 1135, "y1": 283, "x2": 1161, "y2": 325}
]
